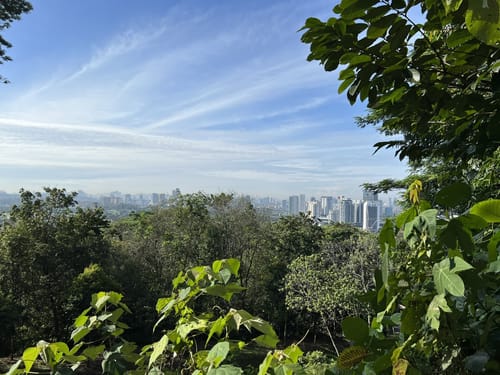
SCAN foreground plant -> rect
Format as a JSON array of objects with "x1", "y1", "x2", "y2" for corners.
[
  {"x1": 334, "y1": 181, "x2": 500, "y2": 374},
  {"x1": 6, "y1": 259, "x2": 308, "y2": 374}
]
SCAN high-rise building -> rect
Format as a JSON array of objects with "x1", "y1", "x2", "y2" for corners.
[
  {"x1": 306, "y1": 199, "x2": 320, "y2": 218},
  {"x1": 152, "y1": 193, "x2": 160, "y2": 205},
  {"x1": 363, "y1": 200, "x2": 381, "y2": 232},
  {"x1": 353, "y1": 199, "x2": 363, "y2": 227},
  {"x1": 339, "y1": 198, "x2": 354, "y2": 224},
  {"x1": 289, "y1": 195, "x2": 299, "y2": 215},
  {"x1": 282, "y1": 199, "x2": 289, "y2": 212},
  {"x1": 299, "y1": 194, "x2": 306, "y2": 213},
  {"x1": 320, "y1": 196, "x2": 334, "y2": 217}
]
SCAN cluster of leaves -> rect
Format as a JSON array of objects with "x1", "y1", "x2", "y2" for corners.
[
  {"x1": 333, "y1": 182, "x2": 500, "y2": 374},
  {"x1": 6, "y1": 259, "x2": 308, "y2": 375},
  {"x1": 301, "y1": 0, "x2": 499, "y2": 165},
  {"x1": 284, "y1": 229, "x2": 379, "y2": 347}
]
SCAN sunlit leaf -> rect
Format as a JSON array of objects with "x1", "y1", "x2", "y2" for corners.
[{"x1": 470, "y1": 199, "x2": 500, "y2": 222}]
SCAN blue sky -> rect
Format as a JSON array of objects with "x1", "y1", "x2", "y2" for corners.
[{"x1": 0, "y1": 0, "x2": 407, "y2": 199}]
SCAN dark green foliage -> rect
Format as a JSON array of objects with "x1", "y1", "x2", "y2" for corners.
[
  {"x1": 301, "y1": 0, "x2": 499, "y2": 167},
  {"x1": 0, "y1": 0, "x2": 32, "y2": 83},
  {"x1": 108, "y1": 195, "x2": 325, "y2": 343},
  {"x1": 333, "y1": 184, "x2": 500, "y2": 374},
  {"x1": 107, "y1": 193, "x2": 273, "y2": 343},
  {"x1": 302, "y1": 1, "x2": 500, "y2": 373},
  {"x1": 0, "y1": 188, "x2": 111, "y2": 351},
  {"x1": 247, "y1": 214, "x2": 324, "y2": 337}
]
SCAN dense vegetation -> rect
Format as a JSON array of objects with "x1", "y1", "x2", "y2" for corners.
[
  {"x1": 1, "y1": 0, "x2": 499, "y2": 374},
  {"x1": 0, "y1": 188, "x2": 377, "y2": 373}
]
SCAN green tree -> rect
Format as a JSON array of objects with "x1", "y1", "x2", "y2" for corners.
[
  {"x1": 107, "y1": 193, "x2": 271, "y2": 343},
  {"x1": 248, "y1": 214, "x2": 324, "y2": 339},
  {"x1": 0, "y1": 0, "x2": 32, "y2": 83},
  {"x1": 301, "y1": 0, "x2": 499, "y2": 167},
  {"x1": 0, "y1": 188, "x2": 111, "y2": 350},
  {"x1": 301, "y1": 1, "x2": 500, "y2": 373},
  {"x1": 285, "y1": 227, "x2": 379, "y2": 352}
]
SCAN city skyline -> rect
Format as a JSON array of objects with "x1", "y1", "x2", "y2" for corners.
[{"x1": 0, "y1": 0, "x2": 408, "y2": 196}]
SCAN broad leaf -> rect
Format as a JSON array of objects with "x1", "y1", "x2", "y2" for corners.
[
  {"x1": 22, "y1": 346, "x2": 41, "y2": 374},
  {"x1": 83, "y1": 345, "x2": 105, "y2": 360},
  {"x1": 207, "y1": 342, "x2": 230, "y2": 368},
  {"x1": 487, "y1": 230, "x2": 500, "y2": 262},
  {"x1": 341, "y1": 317, "x2": 369, "y2": 343},
  {"x1": 465, "y1": 0, "x2": 500, "y2": 46},
  {"x1": 432, "y1": 259, "x2": 465, "y2": 296},
  {"x1": 450, "y1": 257, "x2": 473, "y2": 273},
  {"x1": 442, "y1": 0, "x2": 464, "y2": 14},
  {"x1": 148, "y1": 335, "x2": 168, "y2": 368},
  {"x1": 470, "y1": 200, "x2": 500, "y2": 222},
  {"x1": 206, "y1": 283, "x2": 245, "y2": 301},
  {"x1": 207, "y1": 365, "x2": 243, "y2": 375},
  {"x1": 435, "y1": 182, "x2": 472, "y2": 208},
  {"x1": 379, "y1": 218, "x2": 396, "y2": 250}
]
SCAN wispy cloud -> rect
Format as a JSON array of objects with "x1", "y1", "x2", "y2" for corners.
[{"x1": 0, "y1": 0, "x2": 407, "y2": 197}]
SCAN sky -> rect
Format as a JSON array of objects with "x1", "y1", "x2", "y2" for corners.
[{"x1": 0, "y1": 0, "x2": 408, "y2": 199}]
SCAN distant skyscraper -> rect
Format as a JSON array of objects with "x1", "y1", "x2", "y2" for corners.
[
  {"x1": 299, "y1": 194, "x2": 306, "y2": 213},
  {"x1": 353, "y1": 199, "x2": 363, "y2": 227},
  {"x1": 289, "y1": 195, "x2": 299, "y2": 215},
  {"x1": 320, "y1": 196, "x2": 334, "y2": 217},
  {"x1": 339, "y1": 198, "x2": 354, "y2": 224},
  {"x1": 363, "y1": 200, "x2": 381, "y2": 232},
  {"x1": 307, "y1": 199, "x2": 320, "y2": 218},
  {"x1": 282, "y1": 199, "x2": 288, "y2": 212},
  {"x1": 152, "y1": 193, "x2": 160, "y2": 205}
]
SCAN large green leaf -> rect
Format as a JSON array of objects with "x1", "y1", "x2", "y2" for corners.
[
  {"x1": 487, "y1": 230, "x2": 500, "y2": 262},
  {"x1": 22, "y1": 346, "x2": 41, "y2": 374},
  {"x1": 148, "y1": 335, "x2": 168, "y2": 368},
  {"x1": 207, "y1": 365, "x2": 244, "y2": 375},
  {"x1": 207, "y1": 342, "x2": 230, "y2": 368},
  {"x1": 253, "y1": 334, "x2": 279, "y2": 349},
  {"x1": 435, "y1": 182, "x2": 472, "y2": 208},
  {"x1": 206, "y1": 317, "x2": 227, "y2": 345},
  {"x1": 206, "y1": 283, "x2": 246, "y2": 301},
  {"x1": 450, "y1": 257, "x2": 474, "y2": 273},
  {"x1": 83, "y1": 345, "x2": 105, "y2": 360},
  {"x1": 257, "y1": 352, "x2": 274, "y2": 375},
  {"x1": 378, "y1": 218, "x2": 395, "y2": 251},
  {"x1": 465, "y1": 0, "x2": 500, "y2": 46},
  {"x1": 442, "y1": 0, "x2": 464, "y2": 14},
  {"x1": 177, "y1": 320, "x2": 208, "y2": 339},
  {"x1": 440, "y1": 218, "x2": 473, "y2": 251},
  {"x1": 432, "y1": 259, "x2": 466, "y2": 296},
  {"x1": 341, "y1": 317, "x2": 369, "y2": 343},
  {"x1": 470, "y1": 200, "x2": 500, "y2": 222},
  {"x1": 70, "y1": 326, "x2": 90, "y2": 344},
  {"x1": 395, "y1": 207, "x2": 417, "y2": 229},
  {"x1": 446, "y1": 28, "x2": 474, "y2": 47}
]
